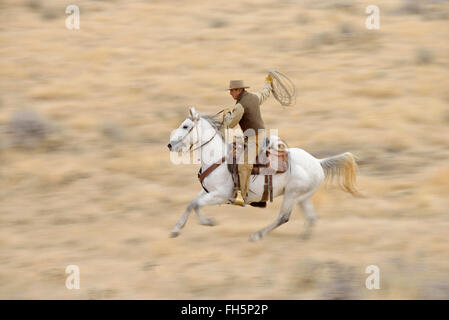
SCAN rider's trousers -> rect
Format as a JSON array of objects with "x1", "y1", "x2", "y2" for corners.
[{"x1": 237, "y1": 132, "x2": 265, "y2": 202}]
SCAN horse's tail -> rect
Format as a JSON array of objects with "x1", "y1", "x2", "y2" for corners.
[{"x1": 319, "y1": 152, "x2": 362, "y2": 197}]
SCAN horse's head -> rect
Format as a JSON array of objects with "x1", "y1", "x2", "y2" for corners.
[{"x1": 167, "y1": 107, "x2": 201, "y2": 152}]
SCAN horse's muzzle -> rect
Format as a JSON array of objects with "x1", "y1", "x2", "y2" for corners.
[{"x1": 167, "y1": 143, "x2": 172, "y2": 151}]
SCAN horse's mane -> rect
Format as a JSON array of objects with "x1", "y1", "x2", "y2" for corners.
[{"x1": 199, "y1": 114, "x2": 224, "y2": 139}]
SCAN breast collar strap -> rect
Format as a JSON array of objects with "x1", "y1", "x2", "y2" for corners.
[{"x1": 197, "y1": 156, "x2": 226, "y2": 193}]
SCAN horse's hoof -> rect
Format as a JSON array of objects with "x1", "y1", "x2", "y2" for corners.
[
  {"x1": 299, "y1": 231, "x2": 312, "y2": 241},
  {"x1": 170, "y1": 231, "x2": 180, "y2": 238},
  {"x1": 249, "y1": 232, "x2": 262, "y2": 242},
  {"x1": 200, "y1": 218, "x2": 217, "y2": 227}
]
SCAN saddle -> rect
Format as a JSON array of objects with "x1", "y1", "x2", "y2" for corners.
[{"x1": 227, "y1": 136, "x2": 289, "y2": 204}]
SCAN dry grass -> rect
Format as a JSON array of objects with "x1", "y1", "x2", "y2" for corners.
[{"x1": 0, "y1": 0, "x2": 448, "y2": 299}]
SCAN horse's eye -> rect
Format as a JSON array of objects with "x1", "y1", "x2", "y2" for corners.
[{"x1": 183, "y1": 125, "x2": 188, "y2": 129}]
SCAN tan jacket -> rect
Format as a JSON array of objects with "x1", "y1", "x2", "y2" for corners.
[{"x1": 226, "y1": 82, "x2": 271, "y2": 136}]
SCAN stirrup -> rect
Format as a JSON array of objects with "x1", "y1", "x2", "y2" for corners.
[{"x1": 232, "y1": 190, "x2": 245, "y2": 207}]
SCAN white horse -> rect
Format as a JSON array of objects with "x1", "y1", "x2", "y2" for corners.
[{"x1": 167, "y1": 107, "x2": 360, "y2": 241}]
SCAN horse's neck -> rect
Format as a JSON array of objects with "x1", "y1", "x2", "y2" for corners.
[{"x1": 199, "y1": 119, "x2": 227, "y2": 169}]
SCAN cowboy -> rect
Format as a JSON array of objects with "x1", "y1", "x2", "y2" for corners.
[{"x1": 223, "y1": 75, "x2": 273, "y2": 206}]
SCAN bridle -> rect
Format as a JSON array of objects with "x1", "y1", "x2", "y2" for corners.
[{"x1": 176, "y1": 112, "x2": 224, "y2": 153}]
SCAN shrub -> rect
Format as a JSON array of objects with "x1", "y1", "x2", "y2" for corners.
[{"x1": 7, "y1": 109, "x2": 48, "y2": 148}]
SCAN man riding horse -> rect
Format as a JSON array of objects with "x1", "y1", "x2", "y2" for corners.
[
  {"x1": 167, "y1": 71, "x2": 360, "y2": 240},
  {"x1": 223, "y1": 75, "x2": 274, "y2": 206}
]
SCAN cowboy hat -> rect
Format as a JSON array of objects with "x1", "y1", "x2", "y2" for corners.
[{"x1": 227, "y1": 80, "x2": 250, "y2": 90}]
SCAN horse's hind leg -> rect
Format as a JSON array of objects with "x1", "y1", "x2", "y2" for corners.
[
  {"x1": 298, "y1": 197, "x2": 317, "y2": 240},
  {"x1": 249, "y1": 195, "x2": 296, "y2": 242}
]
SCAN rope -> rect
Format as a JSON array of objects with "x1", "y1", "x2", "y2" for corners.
[{"x1": 268, "y1": 70, "x2": 296, "y2": 107}]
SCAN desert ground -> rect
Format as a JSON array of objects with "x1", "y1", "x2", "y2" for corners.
[{"x1": 0, "y1": 0, "x2": 448, "y2": 299}]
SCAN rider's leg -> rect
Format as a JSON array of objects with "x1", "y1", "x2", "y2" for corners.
[
  {"x1": 237, "y1": 163, "x2": 253, "y2": 203},
  {"x1": 238, "y1": 134, "x2": 259, "y2": 203}
]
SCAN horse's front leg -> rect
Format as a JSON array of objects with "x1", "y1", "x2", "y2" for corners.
[
  {"x1": 195, "y1": 205, "x2": 216, "y2": 226},
  {"x1": 170, "y1": 196, "x2": 198, "y2": 238},
  {"x1": 170, "y1": 190, "x2": 227, "y2": 237},
  {"x1": 191, "y1": 190, "x2": 216, "y2": 226}
]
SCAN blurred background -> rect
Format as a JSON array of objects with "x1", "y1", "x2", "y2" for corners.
[{"x1": 0, "y1": 0, "x2": 448, "y2": 299}]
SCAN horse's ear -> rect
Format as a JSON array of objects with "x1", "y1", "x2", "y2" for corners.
[{"x1": 189, "y1": 107, "x2": 199, "y2": 120}]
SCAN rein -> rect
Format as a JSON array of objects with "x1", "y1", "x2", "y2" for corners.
[{"x1": 190, "y1": 129, "x2": 216, "y2": 152}]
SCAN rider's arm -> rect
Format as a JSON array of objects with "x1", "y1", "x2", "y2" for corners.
[
  {"x1": 255, "y1": 81, "x2": 272, "y2": 105},
  {"x1": 224, "y1": 103, "x2": 244, "y2": 128}
]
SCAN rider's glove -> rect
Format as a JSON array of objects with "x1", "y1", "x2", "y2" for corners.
[{"x1": 265, "y1": 74, "x2": 273, "y2": 83}]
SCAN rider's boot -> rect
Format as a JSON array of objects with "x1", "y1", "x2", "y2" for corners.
[
  {"x1": 239, "y1": 163, "x2": 267, "y2": 208},
  {"x1": 250, "y1": 201, "x2": 267, "y2": 208}
]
